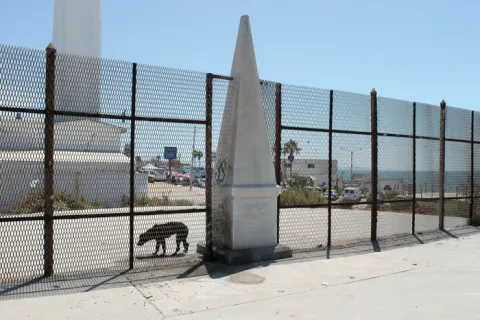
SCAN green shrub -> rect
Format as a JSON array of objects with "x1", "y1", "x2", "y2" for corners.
[
  {"x1": 415, "y1": 202, "x2": 437, "y2": 215},
  {"x1": 340, "y1": 197, "x2": 357, "y2": 203},
  {"x1": 280, "y1": 188, "x2": 327, "y2": 206},
  {"x1": 360, "y1": 187, "x2": 369, "y2": 194},
  {"x1": 379, "y1": 191, "x2": 400, "y2": 201},
  {"x1": 13, "y1": 189, "x2": 102, "y2": 214},
  {"x1": 379, "y1": 199, "x2": 473, "y2": 216},
  {"x1": 124, "y1": 195, "x2": 194, "y2": 207},
  {"x1": 290, "y1": 174, "x2": 307, "y2": 188},
  {"x1": 444, "y1": 200, "x2": 470, "y2": 218},
  {"x1": 378, "y1": 202, "x2": 411, "y2": 212}
]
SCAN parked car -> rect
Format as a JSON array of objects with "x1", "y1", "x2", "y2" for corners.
[
  {"x1": 323, "y1": 190, "x2": 339, "y2": 201},
  {"x1": 154, "y1": 169, "x2": 168, "y2": 182},
  {"x1": 142, "y1": 170, "x2": 167, "y2": 182},
  {"x1": 192, "y1": 178, "x2": 206, "y2": 188},
  {"x1": 195, "y1": 169, "x2": 206, "y2": 178},
  {"x1": 342, "y1": 187, "x2": 362, "y2": 201},
  {"x1": 190, "y1": 167, "x2": 206, "y2": 179},
  {"x1": 144, "y1": 171, "x2": 156, "y2": 183}
]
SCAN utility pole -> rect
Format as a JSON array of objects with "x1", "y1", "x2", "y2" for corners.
[
  {"x1": 190, "y1": 126, "x2": 196, "y2": 191},
  {"x1": 350, "y1": 151, "x2": 353, "y2": 182},
  {"x1": 341, "y1": 147, "x2": 362, "y2": 181}
]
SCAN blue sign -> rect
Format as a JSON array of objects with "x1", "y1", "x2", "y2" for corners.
[{"x1": 164, "y1": 147, "x2": 177, "y2": 160}]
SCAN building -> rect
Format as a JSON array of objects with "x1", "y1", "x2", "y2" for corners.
[
  {"x1": 0, "y1": 118, "x2": 148, "y2": 212},
  {"x1": 341, "y1": 173, "x2": 370, "y2": 190},
  {"x1": 0, "y1": 0, "x2": 150, "y2": 213},
  {"x1": 379, "y1": 178, "x2": 410, "y2": 195},
  {"x1": 1, "y1": 118, "x2": 125, "y2": 152},
  {"x1": 342, "y1": 173, "x2": 409, "y2": 195},
  {"x1": 280, "y1": 159, "x2": 338, "y2": 187},
  {"x1": 351, "y1": 173, "x2": 370, "y2": 183}
]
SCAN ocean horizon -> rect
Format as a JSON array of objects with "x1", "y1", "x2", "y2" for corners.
[{"x1": 338, "y1": 169, "x2": 479, "y2": 193}]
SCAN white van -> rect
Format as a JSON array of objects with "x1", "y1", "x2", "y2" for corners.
[{"x1": 342, "y1": 187, "x2": 362, "y2": 201}]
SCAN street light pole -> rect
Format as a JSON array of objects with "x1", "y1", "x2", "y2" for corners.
[
  {"x1": 341, "y1": 147, "x2": 362, "y2": 181},
  {"x1": 350, "y1": 151, "x2": 353, "y2": 181},
  {"x1": 190, "y1": 126, "x2": 196, "y2": 191}
]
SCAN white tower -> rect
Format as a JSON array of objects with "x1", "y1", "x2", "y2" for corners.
[
  {"x1": 53, "y1": 0, "x2": 101, "y2": 57},
  {"x1": 52, "y1": 0, "x2": 102, "y2": 120}
]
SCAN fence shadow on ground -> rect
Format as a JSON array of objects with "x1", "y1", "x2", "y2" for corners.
[{"x1": 2, "y1": 225, "x2": 478, "y2": 301}]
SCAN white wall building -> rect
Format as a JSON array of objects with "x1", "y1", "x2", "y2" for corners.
[
  {"x1": 343, "y1": 173, "x2": 409, "y2": 195},
  {"x1": 0, "y1": 118, "x2": 148, "y2": 212},
  {"x1": 1, "y1": 118, "x2": 125, "y2": 152},
  {"x1": 379, "y1": 178, "x2": 410, "y2": 195},
  {"x1": 0, "y1": 0, "x2": 148, "y2": 213},
  {"x1": 281, "y1": 159, "x2": 338, "y2": 187}
]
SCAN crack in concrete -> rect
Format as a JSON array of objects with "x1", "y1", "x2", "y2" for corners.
[
  {"x1": 130, "y1": 280, "x2": 166, "y2": 318},
  {"x1": 162, "y1": 267, "x2": 423, "y2": 318}
]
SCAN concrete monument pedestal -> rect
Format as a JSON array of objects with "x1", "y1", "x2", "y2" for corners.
[
  {"x1": 198, "y1": 15, "x2": 292, "y2": 264},
  {"x1": 197, "y1": 242, "x2": 292, "y2": 265}
]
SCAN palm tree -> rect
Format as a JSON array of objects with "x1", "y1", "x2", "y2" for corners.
[
  {"x1": 282, "y1": 139, "x2": 301, "y2": 178},
  {"x1": 192, "y1": 150, "x2": 204, "y2": 170}
]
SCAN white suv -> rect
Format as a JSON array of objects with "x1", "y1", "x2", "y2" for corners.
[{"x1": 342, "y1": 187, "x2": 362, "y2": 201}]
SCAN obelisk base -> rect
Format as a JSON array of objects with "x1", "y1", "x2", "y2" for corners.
[
  {"x1": 197, "y1": 242, "x2": 292, "y2": 265},
  {"x1": 197, "y1": 185, "x2": 292, "y2": 265}
]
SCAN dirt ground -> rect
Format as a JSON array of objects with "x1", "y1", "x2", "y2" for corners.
[{"x1": 147, "y1": 182, "x2": 205, "y2": 205}]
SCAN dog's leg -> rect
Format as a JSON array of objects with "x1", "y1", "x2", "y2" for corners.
[
  {"x1": 183, "y1": 240, "x2": 189, "y2": 253},
  {"x1": 159, "y1": 239, "x2": 166, "y2": 257},
  {"x1": 153, "y1": 240, "x2": 160, "y2": 256},
  {"x1": 172, "y1": 239, "x2": 181, "y2": 256}
]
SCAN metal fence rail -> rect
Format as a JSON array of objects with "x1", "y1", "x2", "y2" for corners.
[
  {"x1": 0, "y1": 44, "x2": 213, "y2": 284},
  {"x1": 1, "y1": 42, "x2": 479, "y2": 285},
  {"x1": 275, "y1": 85, "x2": 479, "y2": 252}
]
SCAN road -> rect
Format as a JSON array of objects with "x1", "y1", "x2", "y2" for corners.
[{"x1": 147, "y1": 182, "x2": 205, "y2": 205}]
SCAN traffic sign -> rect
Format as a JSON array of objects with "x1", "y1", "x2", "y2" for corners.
[{"x1": 164, "y1": 147, "x2": 177, "y2": 160}]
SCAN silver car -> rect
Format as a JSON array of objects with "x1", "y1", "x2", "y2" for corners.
[{"x1": 323, "y1": 190, "x2": 339, "y2": 201}]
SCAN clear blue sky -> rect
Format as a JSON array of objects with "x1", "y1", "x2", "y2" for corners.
[
  {"x1": 0, "y1": 0, "x2": 478, "y2": 176},
  {"x1": 1, "y1": 0, "x2": 479, "y2": 109}
]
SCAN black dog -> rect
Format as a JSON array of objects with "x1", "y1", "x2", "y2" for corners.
[{"x1": 137, "y1": 222, "x2": 189, "y2": 257}]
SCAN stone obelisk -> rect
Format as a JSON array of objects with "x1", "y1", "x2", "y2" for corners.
[
  {"x1": 210, "y1": 16, "x2": 291, "y2": 264},
  {"x1": 52, "y1": 0, "x2": 102, "y2": 121}
]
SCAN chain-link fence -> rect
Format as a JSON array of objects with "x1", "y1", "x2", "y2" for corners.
[
  {"x1": 275, "y1": 86, "x2": 479, "y2": 252},
  {"x1": 1, "y1": 42, "x2": 479, "y2": 286},
  {"x1": 0, "y1": 44, "x2": 213, "y2": 285}
]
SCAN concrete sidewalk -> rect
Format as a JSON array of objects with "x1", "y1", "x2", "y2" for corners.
[{"x1": 2, "y1": 228, "x2": 480, "y2": 319}]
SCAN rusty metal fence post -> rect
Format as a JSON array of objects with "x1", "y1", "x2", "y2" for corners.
[
  {"x1": 128, "y1": 63, "x2": 137, "y2": 270},
  {"x1": 439, "y1": 100, "x2": 446, "y2": 230},
  {"x1": 412, "y1": 102, "x2": 417, "y2": 234},
  {"x1": 470, "y1": 110, "x2": 474, "y2": 224},
  {"x1": 205, "y1": 73, "x2": 213, "y2": 258},
  {"x1": 370, "y1": 88, "x2": 378, "y2": 241},
  {"x1": 44, "y1": 43, "x2": 56, "y2": 277},
  {"x1": 275, "y1": 83, "x2": 282, "y2": 243},
  {"x1": 327, "y1": 90, "x2": 334, "y2": 247}
]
